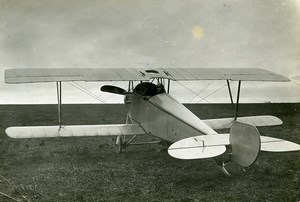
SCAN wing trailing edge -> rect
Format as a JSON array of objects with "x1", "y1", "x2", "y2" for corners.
[{"x1": 6, "y1": 124, "x2": 145, "y2": 138}]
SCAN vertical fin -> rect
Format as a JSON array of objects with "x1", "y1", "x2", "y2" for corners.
[{"x1": 230, "y1": 121, "x2": 260, "y2": 167}]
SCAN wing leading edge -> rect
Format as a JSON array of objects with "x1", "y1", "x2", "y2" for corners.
[
  {"x1": 6, "y1": 124, "x2": 145, "y2": 138},
  {"x1": 5, "y1": 68, "x2": 289, "y2": 84}
]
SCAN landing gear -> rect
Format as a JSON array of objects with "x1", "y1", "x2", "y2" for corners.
[
  {"x1": 115, "y1": 112, "x2": 132, "y2": 153},
  {"x1": 115, "y1": 111, "x2": 161, "y2": 153},
  {"x1": 214, "y1": 148, "x2": 232, "y2": 176},
  {"x1": 115, "y1": 135, "x2": 126, "y2": 154}
]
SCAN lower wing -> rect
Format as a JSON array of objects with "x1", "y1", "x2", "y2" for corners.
[
  {"x1": 203, "y1": 115, "x2": 282, "y2": 130},
  {"x1": 6, "y1": 124, "x2": 146, "y2": 138}
]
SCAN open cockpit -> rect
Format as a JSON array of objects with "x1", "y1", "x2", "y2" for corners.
[{"x1": 133, "y1": 82, "x2": 166, "y2": 97}]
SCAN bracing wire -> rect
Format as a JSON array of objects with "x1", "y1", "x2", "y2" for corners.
[
  {"x1": 188, "y1": 80, "x2": 214, "y2": 102},
  {"x1": 68, "y1": 82, "x2": 104, "y2": 103},
  {"x1": 195, "y1": 81, "x2": 231, "y2": 103},
  {"x1": 66, "y1": 82, "x2": 106, "y2": 103},
  {"x1": 90, "y1": 81, "x2": 129, "y2": 104},
  {"x1": 175, "y1": 81, "x2": 210, "y2": 103},
  {"x1": 67, "y1": 80, "x2": 230, "y2": 104},
  {"x1": 89, "y1": 81, "x2": 118, "y2": 103}
]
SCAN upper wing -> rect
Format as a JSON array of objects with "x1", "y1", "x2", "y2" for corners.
[
  {"x1": 6, "y1": 124, "x2": 146, "y2": 138},
  {"x1": 5, "y1": 68, "x2": 149, "y2": 83},
  {"x1": 5, "y1": 68, "x2": 289, "y2": 84},
  {"x1": 203, "y1": 115, "x2": 282, "y2": 130},
  {"x1": 164, "y1": 68, "x2": 289, "y2": 81}
]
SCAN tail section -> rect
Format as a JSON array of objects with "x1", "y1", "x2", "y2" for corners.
[
  {"x1": 168, "y1": 134, "x2": 229, "y2": 160},
  {"x1": 229, "y1": 121, "x2": 260, "y2": 167},
  {"x1": 260, "y1": 136, "x2": 300, "y2": 152},
  {"x1": 168, "y1": 121, "x2": 300, "y2": 175}
]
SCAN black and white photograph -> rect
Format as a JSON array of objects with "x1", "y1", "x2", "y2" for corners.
[{"x1": 0, "y1": 0, "x2": 300, "y2": 201}]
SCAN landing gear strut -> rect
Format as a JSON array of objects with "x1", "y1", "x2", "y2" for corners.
[
  {"x1": 115, "y1": 111, "x2": 161, "y2": 153},
  {"x1": 115, "y1": 135, "x2": 126, "y2": 153},
  {"x1": 115, "y1": 112, "x2": 133, "y2": 153}
]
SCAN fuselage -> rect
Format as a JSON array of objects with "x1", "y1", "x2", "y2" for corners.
[{"x1": 127, "y1": 92, "x2": 217, "y2": 143}]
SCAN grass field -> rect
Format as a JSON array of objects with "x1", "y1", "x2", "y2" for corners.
[{"x1": 0, "y1": 103, "x2": 299, "y2": 201}]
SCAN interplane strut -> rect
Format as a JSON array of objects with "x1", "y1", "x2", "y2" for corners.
[{"x1": 56, "y1": 81, "x2": 62, "y2": 129}]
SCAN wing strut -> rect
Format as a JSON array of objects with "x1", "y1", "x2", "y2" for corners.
[
  {"x1": 56, "y1": 81, "x2": 62, "y2": 129},
  {"x1": 226, "y1": 80, "x2": 242, "y2": 120},
  {"x1": 128, "y1": 81, "x2": 134, "y2": 92},
  {"x1": 226, "y1": 80, "x2": 234, "y2": 104},
  {"x1": 234, "y1": 81, "x2": 242, "y2": 120}
]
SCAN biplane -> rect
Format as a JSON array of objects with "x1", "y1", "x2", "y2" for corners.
[{"x1": 4, "y1": 68, "x2": 300, "y2": 176}]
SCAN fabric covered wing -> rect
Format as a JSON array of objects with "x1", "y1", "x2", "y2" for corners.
[
  {"x1": 164, "y1": 68, "x2": 289, "y2": 81},
  {"x1": 6, "y1": 124, "x2": 145, "y2": 138},
  {"x1": 203, "y1": 115, "x2": 282, "y2": 130},
  {"x1": 5, "y1": 68, "x2": 149, "y2": 83},
  {"x1": 5, "y1": 68, "x2": 288, "y2": 84}
]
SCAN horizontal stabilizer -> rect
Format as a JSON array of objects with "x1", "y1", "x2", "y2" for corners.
[
  {"x1": 261, "y1": 136, "x2": 300, "y2": 152},
  {"x1": 168, "y1": 133, "x2": 300, "y2": 160},
  {"x1": 168, "y1": 134, "x2": 229, "y2": 160},
  {"x1": 203, "y1": 115, "x2": 282, "y2": 130},
  {"x1": 6, "y1": 124, "x2": 145, "y2": 138}
]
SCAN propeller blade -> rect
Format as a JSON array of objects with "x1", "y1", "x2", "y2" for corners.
[{"x1": 100, "y1": 85, "x2": 127, "y2": 95}]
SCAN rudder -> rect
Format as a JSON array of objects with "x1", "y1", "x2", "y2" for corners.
[{"x1": 230, "y1": 121, "x2": 261, "y2": 167}]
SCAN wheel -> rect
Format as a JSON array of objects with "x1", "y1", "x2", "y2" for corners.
[{"x1": 115, "y1": 136, "x2": 126, "y2": 154}]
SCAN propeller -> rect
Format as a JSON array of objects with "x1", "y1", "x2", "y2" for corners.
[{"x1": 100, "y1": 85, "x2": 127, "y2": 95}]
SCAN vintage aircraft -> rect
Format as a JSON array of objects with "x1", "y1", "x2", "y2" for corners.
[{"x1": 4, "y1": 68, "x2": 300, "y2": 175}]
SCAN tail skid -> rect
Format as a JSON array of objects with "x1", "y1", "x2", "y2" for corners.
[
  {"x1": 214, "y1": 157, "x2": 231, "y2": 176},
  {"x1": 168, "y1": 121, "x2": 300, "y2": 175}
]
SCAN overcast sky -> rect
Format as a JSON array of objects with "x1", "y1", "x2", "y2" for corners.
[{"x1": 0, "y1": 0, "x2": 299, "y2": 104}]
